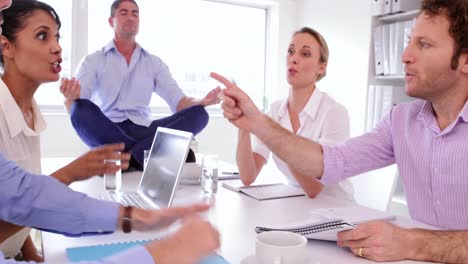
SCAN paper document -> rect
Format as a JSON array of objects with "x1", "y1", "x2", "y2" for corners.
[{"x1": 222, "y1": 180, "x2": 305, "y2": 200}]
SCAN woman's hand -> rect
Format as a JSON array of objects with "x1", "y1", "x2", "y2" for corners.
[{"x1": 52, "y1": 143, "x2": 130, "y2": 185}]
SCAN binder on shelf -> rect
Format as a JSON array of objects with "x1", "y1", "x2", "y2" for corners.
[
  {"x1": 381, "y1": 86, "x2": 395, "y2": 119},
  {"x1": 366, "y1": 85, "x2": 376, "y2": 131},
  {"x1": 389, "y1": 86, "x2": 415, "y2": 105},
  {"x1": 373, "y1": 26, "x2": 384, "y2": 75},
  {"x1": 255, "y1": 206, "x2": 395, "y2": 241},
  {"x1": 371, "y1": 0, "x2": 386, "y2": 16},
  {"x1": 389, "y1": 23, "x2": 398, "y2": 75},
  {"x1": 394, "y1": 21, "x2": 406, "y2": 75},
  {"x1": 382, "y1": 24, "x2": 391, "y2": 75},
  {"x1": 383, "y1": 0, "x2": 392, "y2": 15},
  {"x1": 403, "y1": 19, "x2": 416, "y2": 50},
  {"x1": 373, "y1": 85, "x2": 385, "y2": 127},
  {"x1": 391, "y1": 0, "x2": 421, "y2": 13},
  {"x1": 222, "y1": 180, "x2": 305, "y2": 200},
  {"x1": 378, "y1": 86, "x2": 415, "y2": 123}
]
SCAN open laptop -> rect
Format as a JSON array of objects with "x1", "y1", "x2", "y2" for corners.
[{"x1": 99, "y1": 127, "x2": 193, "y2": 209}]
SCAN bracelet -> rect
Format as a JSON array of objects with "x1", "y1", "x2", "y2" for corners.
[{"x1": 122, "y1": 206, "x2": 133, "y2": 233}]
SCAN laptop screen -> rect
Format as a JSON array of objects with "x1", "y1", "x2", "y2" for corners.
[{"x1": 138, "y1": 127, "x2": 193, "y2": 208}]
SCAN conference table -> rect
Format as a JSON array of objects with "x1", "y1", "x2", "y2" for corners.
[{"x1": 41, "y1": 160, "x2": 435, "y2": 264}]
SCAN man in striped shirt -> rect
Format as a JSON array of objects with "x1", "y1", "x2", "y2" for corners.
[{"x1": 213, "y1": 0, "x2": 468, "y2": 262}]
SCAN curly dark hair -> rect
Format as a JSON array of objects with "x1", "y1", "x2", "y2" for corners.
[
  {"x1": 421, "y1": 0, "x2": 468, "y2": 69},
  {"x1": 0, "y1": 0, "x2": 61, "y2": 66}
]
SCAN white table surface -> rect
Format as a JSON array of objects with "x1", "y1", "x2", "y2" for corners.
[{"x1": 41, "y1": 158, "x2": 435, "y2": 264}]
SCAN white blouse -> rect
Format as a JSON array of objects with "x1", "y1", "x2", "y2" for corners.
[
  {"x1": 252, "y1": 88, "x2": 354, "y2": 200},
  {"x1": 0, "y1": 78, "x2": 46, "y2": 257}
]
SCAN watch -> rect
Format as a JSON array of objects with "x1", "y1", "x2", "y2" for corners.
[{"x1": 122, "y1": 206, "x2": 133, "y2": 233}]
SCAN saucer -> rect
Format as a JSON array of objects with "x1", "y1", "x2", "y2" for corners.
[
  {"x1": 179, "y1": 177, "x2": 201, "y2": 185},
  {"x1": 240, "y1": 255, "x2": 256, "y2": 264},
  {"x1": 240, "y1": 254, "x2": 312, "y2": 264}
]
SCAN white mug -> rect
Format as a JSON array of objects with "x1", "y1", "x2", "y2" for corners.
[{"x1": 256, "y1": 231, "x2": 308, "y2": 264}]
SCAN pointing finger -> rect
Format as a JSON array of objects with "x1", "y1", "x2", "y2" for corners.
[{"x1": 210, "y1": 72, "x2": 235, "y2": 89}]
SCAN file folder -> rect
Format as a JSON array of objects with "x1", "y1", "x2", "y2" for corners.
[
  {"x1": 66, "y1": 240, "x2": 229, "y2": 263},
  {"x1": 371, "y1": 0, "x2": 386, "y2": 16},
  {"x1": 389, "y1": 23, "x2": 398, "y2": 75},
  {"x1": 403, "y1": 19, "x2": 416, "y2": 50},
  {"x1": 384, "y1": 0, "x2": 392, "y2": 15},
  {"x1": 366, "y1": 85, "x2": 376, "y2": 131},
  {"x1": 391, "y1": 0, "x2": 421, "y2": 13},
  {"x1": 373, "y1": 26, "x2": 385, "y2": 75},
  {"x1": 394, "y1": 21, "x2": 406, "y2": 75},
  {"x1": 382, "y1": 24, "x2": 391, "y2": 75}
]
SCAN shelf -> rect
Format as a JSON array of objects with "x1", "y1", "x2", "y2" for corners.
[
  {"x1": 378, "y1": 9, "x2": 420, "y2": 23},
  {"x1": 375, "y1": 75, "x2": 405, "y2": 80}
]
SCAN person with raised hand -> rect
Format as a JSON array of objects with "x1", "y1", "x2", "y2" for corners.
[{"x1": 211, "y1": 0, "x2": 468, "y2": 261}]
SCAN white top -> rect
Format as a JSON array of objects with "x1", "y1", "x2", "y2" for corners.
[
  {"x1": 252, "y1": 89, "x2": 354, "y2": 200},
  {"x1": 0, "y1": 78, "x2": 46, "y2": 257}
]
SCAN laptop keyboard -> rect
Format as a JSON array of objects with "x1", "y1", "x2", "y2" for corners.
[{"x1": 99, "y1": 192, "x2": 156, "y2": 210}]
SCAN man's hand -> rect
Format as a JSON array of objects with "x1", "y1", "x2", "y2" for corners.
[
  {"x1": 60, "y1": 77, "x2": 80, "y2": 101},
  {"x1": 337, "y1": 221, "x2": 413, "y2": 262},
  {"x1": 200, "y1": 86, "x2": 222, "y2": 106},
  {"x1": 60, "y1": 77, "x2": 80, "y2": 113},
  {"x1": 52, "y1": 143, "x2": 130, "y2": 185},
  {"x1": 131, "y1": 204, "x2": 210, "y2": 231},
  {"x1": 175, "y1": 86, "x2": 222, "y2": 111},
  {"x1": 210, "y1": 72, "x2": 263, "y2": 132},
  {"x1": 146, "y1": 216, "x2": 220, "y2": 264}
]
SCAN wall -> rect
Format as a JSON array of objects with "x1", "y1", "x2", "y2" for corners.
[{"x1": 297, "y1": 0, "x2": 372, "y2": 137}]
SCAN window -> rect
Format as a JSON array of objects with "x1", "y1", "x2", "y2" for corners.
[{"x1": 34, "y1": 0, "x2": 269, "y2": 112}]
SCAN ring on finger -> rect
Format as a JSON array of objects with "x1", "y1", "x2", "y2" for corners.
[{"x1": 358, "y1": 247, "x2": 364, "y2": 257}]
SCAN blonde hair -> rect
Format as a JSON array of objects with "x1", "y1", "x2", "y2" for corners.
[{"x1": 293, "y1": 27, "x2": 329, "y2": 81}]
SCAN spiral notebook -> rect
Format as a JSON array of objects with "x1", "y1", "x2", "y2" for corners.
[
  {"x1": 255, "y1": 206, "x2": 396, "y2": 241},
  {"x1": 222, "y1": 181, "x2": 305, "y2": 200},
  {"x1": 66, "y1": 239, "x2": 229, "y2": 263}
]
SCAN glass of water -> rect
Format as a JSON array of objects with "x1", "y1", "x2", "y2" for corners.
[
  {"x1": 143, "y1": 149, "x2": 150, "y2": 171},
  {"x1": 201, "y1": 155, "x2": 219, "y2": 195},
  {"x1": 104, "y1": 159, "x2": 122, "y2": 192}
]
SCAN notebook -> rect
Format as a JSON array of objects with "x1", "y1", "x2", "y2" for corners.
[
  {"x1": 99, "y1": 127, "x2": 193, "y2": 209},
  {"x1": 222, "y1": 180, "x2": 305, "y2": 200},
  {"x1": 66, "y1": 240, "x2": 229, "y2": 263},
  {"x1": 255, "y1": 206, "x2": 396, "y2": 241}
]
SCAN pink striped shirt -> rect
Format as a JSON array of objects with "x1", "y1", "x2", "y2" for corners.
[{"x1": 322, "y1": 100, "x2": 468, "y2": 229}]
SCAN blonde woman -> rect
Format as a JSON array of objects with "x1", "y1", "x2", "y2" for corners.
[{"x1": 236, "y1": 27, "x2": 353, "y2": 200}]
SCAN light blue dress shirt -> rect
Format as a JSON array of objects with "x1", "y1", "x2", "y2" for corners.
[
  {"x1": 75, "y1": 40, "x2": 186, "y2": 127},
  {"x1": 0, "y1": 154, "x2": 154, "y2": 264}
]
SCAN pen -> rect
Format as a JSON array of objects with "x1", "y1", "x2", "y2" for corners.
[{"x1": 222, "y1": 172, "x2": 239, "y2": 175}]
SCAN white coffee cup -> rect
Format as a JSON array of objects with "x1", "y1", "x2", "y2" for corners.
[
  {"x1": 180, "y1": 163, "x2": 203, "y2": 184},
  {"x1": 256, "y1": 231, "x2": 308, "y2": 264}
]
